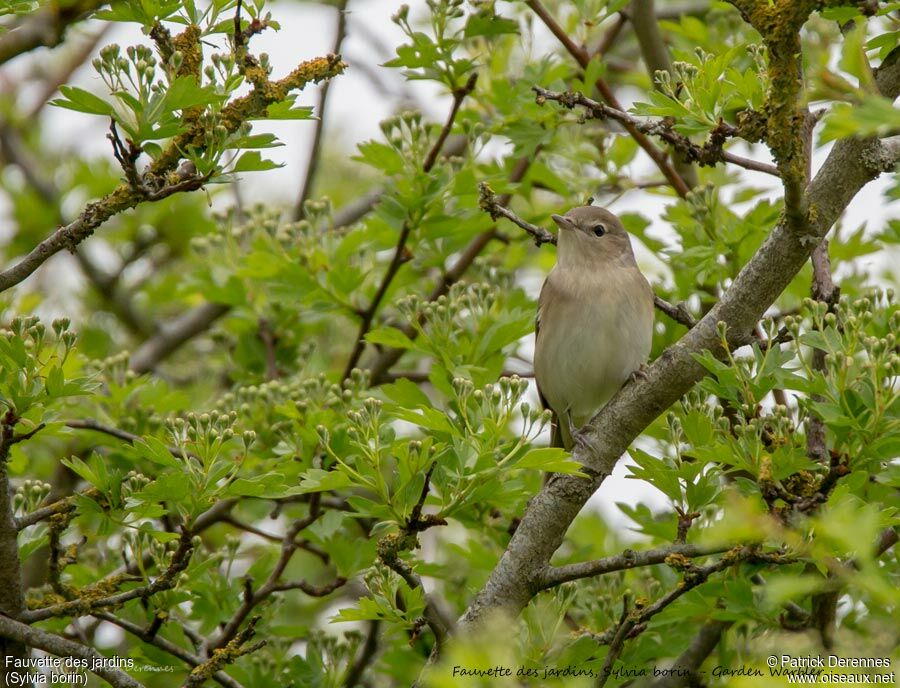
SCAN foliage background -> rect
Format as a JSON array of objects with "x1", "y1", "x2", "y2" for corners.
[{"x1": 0, "y1": 0, "x2": 897, "y2": 687}]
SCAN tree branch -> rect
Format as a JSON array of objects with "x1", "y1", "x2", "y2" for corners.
[
  {"x1": 293, "y1": 0, "x2": 350, "y2": 220},
  {"x1": 20, "y1": 529, "x2": 193, "y2": 623},
  {"x1": 0, "y1": 0, "x2": 107, "y2": 65},
  {"x1": 366, "y1": 155, "x2": 533, "y2": 384},
  {"x1": 627, "y1": 0, "x2": 700, "y2": 188},
  {"x1": 0, "y1": 414, "x2": 27, "y2": 677},
  {"x1": 477, "y1": 187, "x2": 700, "y2": 330},
  {"x1": 525, "y1": 0, "x2": 692, "y2": 196},
  {"x1": 0, "y1": 52, "x2": 345, "y2": 295},
  {"x1": 597, "y1": 547, "x2": 770, "y2": 687},
  {"x1": 457, "y1": 100, "x2": 900, "y2": 633},
  {"x1": 129, "y1": 302, "x2": 231, "y2": 373},
  {"x1": 648, "y1": 619, "x2": 733, "y2": 688},
  {"x1": 93, "y1": 612, "x2": 245, "y2": 688},
  {"x1": 64, "y1": 418, "x2": 195, "y2": 461},
  {"x1": 533, "y1": 86, "x2": 781, "y2": 177},
  {"x1": 342, "y1": 620, "x2": 380, "y2": 687},
  {"x1": 540, "y1": 542, "x2": 730, "y2": 590},
  {"x1": 0, "y1": 614, "x2": 144, "y2": 688},
  {"x1": 341, "y1": 72, "x2": 479, "y2": 381}
]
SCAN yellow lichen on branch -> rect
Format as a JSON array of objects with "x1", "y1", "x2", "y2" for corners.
[{"x1": 150, "y1": 52, "x2": 346, "y2": 175}]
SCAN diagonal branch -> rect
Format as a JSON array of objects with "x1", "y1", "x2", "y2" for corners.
[
  {"x1": 525, "y1": 0, "x2": 692, "y2": 196},
  {"x1": 457, "y1": 93, "x2": 900, "y2": 634},
  {"x1": 93, "y1": 612, "x2": 245, "y2": 688},
  {"x1": 20, "y1": 529, "x2": 193, "y2": 623},
  {"x1": 648, "y1": 619, "x2": 733, "y2": 688},
  {"x1": 0, "y1": 0, "x2": 107, "y2": 65},
  {"x1": 365, "y1": 155, "x2": 532, "y2": 384},
  {"x1": 129, "y1": 302, "x2": 231, "y2": 373},
  {"x1": 0, "y1": 52, "x2": 345, "y2": 295},
  {"x1": 0, "y1": 614, "x2": 144, "y2": 688},
  {"x1": 341, "y1": 72, "x2": 479, "y2": 381},
  {"x1": 533, "y1": 87, "x2": 781, "y2": 177}
]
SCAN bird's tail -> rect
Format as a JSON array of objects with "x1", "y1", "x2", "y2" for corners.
[{"x1": 550, "y1": 412, "x2": 573, "y2": 451}]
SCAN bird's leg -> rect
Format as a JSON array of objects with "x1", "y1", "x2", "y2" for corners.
[
  {"x1": 627, "y1": 363, "x2": 650, "y2": 384},
  {"x1": 567, "y1": 410, "x2": 592, "y2": 455}
]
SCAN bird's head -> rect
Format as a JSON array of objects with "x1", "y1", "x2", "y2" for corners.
[{"x1": 550, "y1": 205, "x2": 637, "y2": 270}]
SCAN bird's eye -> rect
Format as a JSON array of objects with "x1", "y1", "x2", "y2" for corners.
[{"x1": 592, "y1": 224, "x2": 606, "y2": 237}]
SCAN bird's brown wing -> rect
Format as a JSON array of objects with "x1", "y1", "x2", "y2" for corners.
[{"x1": 535, "y1": 282, "x2": 565, "y2": 450}]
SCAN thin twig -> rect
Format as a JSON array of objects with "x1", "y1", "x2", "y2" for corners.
[
  {"x1": 477, "y1": 189, "x2": 700, "y2": 331},
  {"x1": 208, "y1": 500, "x2": 333, "y2": 652},
  {"x1": 93, "y1": 612, "x2": 245, "y2": 688},
  {"x1": 366, "y1": 154, "x2": 530, "y2": 384},
  {"x1": 0, "y1": 0, "x2": 107, "y2": 66},
  {"x1": 294, "y1": 0, "x2": 350, "y2": 219},
  {"x1": 525, "y1": 0, "x2": 692, "y2": 196},
  {"x1": 596, "y1": 547, "x2": 764, "y2": 687},
  {"x1": 341, "y1": 73, "x2": 479, "y2": 381},
  {"x1": 0, "y1": 614, "x2": 144, "y2": 688},
  {"x1": 64, "y1": 418, "x2": 195, "y2": 461},
  {"x1": 478, "y1": 182, "x2": 555, "y2": 246},
  {"x1": 21, "y1": 529, "x2": 194, "y2": 623},
  {"x1": 533, "y1": 86, "x2": 780, "y2": 178},
  {"x1": 540, "y1": 542, "x2": 729, "y2": 589}
]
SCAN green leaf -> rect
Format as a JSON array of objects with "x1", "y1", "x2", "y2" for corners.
[
  {"x1": 51, "y1": 86, "x2": 114, "y2": 116},
  {"x1": 226, "y1": 473, "x2": 291, "y2": 498},
  {"x1": 131, "y1": 437, "x2": 181, "y2": 468},
  {"x1": 161, "y1": 76, "x2": 224, "y2": 111},
  {"x1": 232, "y1": 151, "x2": 283, "y2": 173},
  {"x1": 365, "y1": 327, "x2": 416, "y2": 350},
  {"x1": 463, "y1": 13, "x2": 518, "y2": 38},
  {"x1": 298, "y1": 468, "x2": 353, "y2": 494},
  {"x1": 381, "y1": 377, "x2": 432, "y2": 409},
  {"x1": 264, "y1": 98, "x2": 314, "y2": 120},
  {"x1": 516, "y1": 447, "x2": 588, "y2": 476}
]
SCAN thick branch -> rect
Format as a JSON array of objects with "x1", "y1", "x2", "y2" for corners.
[
  {"x1": 0, "y1": 614, "x2": 144, "y2": 688},
  {"x1": 129, "y1": 302, "x2": 231, "y2": 373},
  {"x1": 458, "y1": 122, "x2": 900, "y2": 630},
  {"x1": 0, "y1": 417, "x2": 28, "y2": 678}
]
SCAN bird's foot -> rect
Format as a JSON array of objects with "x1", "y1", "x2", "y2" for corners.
[
  {"x1": 627, "y1": 363, "x2": 650, "y2": 385},
  {"x1": 572, "y1": 427, "x2": 592, "y2": 455}
]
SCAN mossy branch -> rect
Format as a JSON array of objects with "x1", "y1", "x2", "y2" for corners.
[{"x1": 0, "y1": 46, "x2": 345, "y2": 295}]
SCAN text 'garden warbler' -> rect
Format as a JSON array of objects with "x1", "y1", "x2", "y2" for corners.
[{"x1": 534, "y1": 205, "x2": 654, "y2": 450}]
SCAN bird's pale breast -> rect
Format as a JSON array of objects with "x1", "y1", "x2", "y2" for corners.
[{"x1": 534, "y1": 265, "x2": 653, "y2": 427}]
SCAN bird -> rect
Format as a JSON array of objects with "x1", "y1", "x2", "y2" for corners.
[{"x1": 533, "y1": 205, "x2": 655, "y2": 450}]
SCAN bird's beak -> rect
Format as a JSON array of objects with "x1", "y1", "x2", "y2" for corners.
[{"x1": 551, "y1": 214, "x2": 577, "y2": 232}]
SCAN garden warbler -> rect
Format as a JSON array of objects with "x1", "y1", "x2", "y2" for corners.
[{"x1": 534, "y1": 206, "x2": 654, "y2": 450}]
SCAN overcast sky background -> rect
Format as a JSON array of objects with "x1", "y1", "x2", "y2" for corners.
[{"x1": 6, "y1": 0, "x2": 898, "y2": 536}]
